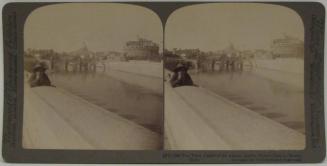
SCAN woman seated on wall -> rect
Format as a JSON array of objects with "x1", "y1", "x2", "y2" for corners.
[
  {"x1": 28, "y1": 63, "x2": 53, "y2": 88},
  {"x1": 169, "y1": 63, "x2": 194, "y2": 88}
]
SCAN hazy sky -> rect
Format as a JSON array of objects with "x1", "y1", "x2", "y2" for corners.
[
  {"x1": 165, "y1": 3, "x2": 304, "y2": 51},
  {"x1": 24, "y1": 3, "x2": 163, "y2": 52}
]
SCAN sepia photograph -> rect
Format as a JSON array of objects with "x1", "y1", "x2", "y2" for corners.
[
  {"x1": 164, "y1": 3, "x2": 305, "y2": 150},
  {"x1": 1, "y1": 1, "x2": 326, "y2": 163},
  {"x1": 23, "y1": 3, "x2": 163, "y2": 150}
]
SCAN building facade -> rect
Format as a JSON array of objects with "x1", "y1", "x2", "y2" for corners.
[
  {"x1": 271, "y1": 35, "x2": 304, "y2": 58},
  {"x1": 124, "y1": 38, "x2": 160, "y2": 60}
]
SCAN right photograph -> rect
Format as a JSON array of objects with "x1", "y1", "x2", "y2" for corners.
[{"x1": 164, "y1": 3, "x2": 305, "y2": 150}]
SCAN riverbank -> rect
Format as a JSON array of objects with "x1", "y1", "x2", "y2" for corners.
[
  {"x1": 164, "y1": 83, "x2": 305, "y2": 150},
  {"x1": 23, "y1": 84, "x2": 161, "y2": 149}
]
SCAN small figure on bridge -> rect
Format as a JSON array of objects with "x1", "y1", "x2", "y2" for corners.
[
  {"x1": 28, "y1": 63, "x2": 53, "y2": 88},
  {"x1": 169, "y1": 63, "x2": 194, "y2": 88}
]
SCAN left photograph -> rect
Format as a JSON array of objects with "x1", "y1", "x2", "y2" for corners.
[{"x1": 23, "y1": 3, "x2": 163, "y2": 150}]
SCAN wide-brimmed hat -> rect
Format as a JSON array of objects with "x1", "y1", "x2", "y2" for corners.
[{"x1": 33, "y1": 63, "x2": 47, "y2": 72}]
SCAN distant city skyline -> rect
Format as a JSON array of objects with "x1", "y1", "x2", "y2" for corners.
[
  {"x1": 25, "y1": 37, "x2": 159, "y2": 54},
  {"x1": 24, "y1": 3, "x2": 163, "y2": 53},
  {"x1": 167, "y1": 36, "x2": 303, "y2": 53},
  {"x1": 165, "y1": 3, "x2": 304, "y2": 52}
]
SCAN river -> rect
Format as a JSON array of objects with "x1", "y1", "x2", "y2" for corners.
[
  {"x1": 191, "y1": 70, "x2": 305, "y2": 133},
  {"x1": 50, "y1": 72, "x2": 164, "y2": 135},
  {"x1": 48, "y1": 68, "x2": 304, "y2": 135}
]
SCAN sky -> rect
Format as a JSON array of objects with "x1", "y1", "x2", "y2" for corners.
[
  {"x1": 25, "y1": 3, "x2": 304, "y2": 53},
  {"x1": 24, "y1": 3, "x2": 163, "y2": 53},
  {"x1": 165, "y1": 3, "x2": 304, "y2": 52}
]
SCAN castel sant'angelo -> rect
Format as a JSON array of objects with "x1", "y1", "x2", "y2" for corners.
[{"x1": 124, "y1": 38, "x2": 160, "y2": 60}]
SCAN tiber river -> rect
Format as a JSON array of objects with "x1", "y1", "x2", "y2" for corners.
[
  {"x1": 49, "y1": 68, "x2": 304, "y2": 136},
  {"x1": 50, "y1": 72, "x2": 164, "y2": 135},
  {"x1": 192, "y1": 70, "x2": 305, "y2": 134}
]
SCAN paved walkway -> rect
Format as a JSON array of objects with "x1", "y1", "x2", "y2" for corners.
[
  {"x1": 165, "y1": 83, "x2": 305, "y2": 150},
  {"x1": 23, "y1": 85, "x2": 160, "y2": 150}
]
